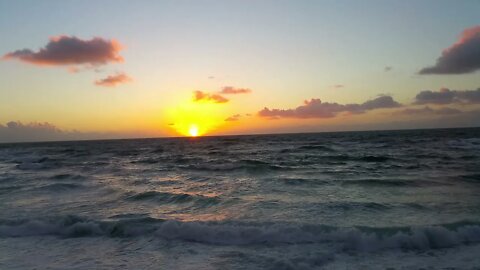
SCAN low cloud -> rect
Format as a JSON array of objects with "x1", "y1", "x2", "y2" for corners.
[
  {"x1": 0, "y1": 121, "x2": 162, "y2": 143},
  {"x1": 225, "y1": 114, "x2": 242, "y2": 121},
  {"x1": 193, "y1": 91, "x2": 228, "y2": 103},
  {"x1": 414, "y1": 88, "x2": 480, "y2": 105},
  {"x1": 394, "y1": 106, "x2": 462, "y2": 115},
  {"x1": 258, "y1": 95, "x2": 401, "y2": 119},
  {"x1": 95, "y1": 73, "x2": 132, "y2": 87},
  {"x1": 220, "y1": 86, "x2": 252, "y2": 94},
  {"x1": 0, "y1": 121, "x2": 84, "y2": 143},
  {"x1": 3, "y1": 35, "x2": 123, "y2": 67},
  {"x1": 419, "y1": 25, "x2": 480, "y2": 74}
]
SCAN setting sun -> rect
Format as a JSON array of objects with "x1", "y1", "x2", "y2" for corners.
[{"x1": 188, "y1": 124, "x2": 199, "y2": 137}]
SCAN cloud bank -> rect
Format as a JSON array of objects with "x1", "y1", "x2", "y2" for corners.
[
  {"x1": 258, "y1": 95, "x2": 401, "y2": 119},
  {"x1": 95, "y1": 73, "x2": 132, "y2": 87},
  {"x1": 419, "y1": 25, "x2": 480, "y2": 74},
  {"x1": 193, "y1": 91, "x2": 229, "y2": 103},
  {"x1": 414, "y1": 88, "x2": 480, "y2": 105},
  {"x1": 394, "y1": 106, "x2": 462, "y2": 116},
  {"x1": 3, "y1": 36, "x2": 123, "y2": 67},
  {"x1": 0, "y1": 121, "x2": 84, "y2": 143}
]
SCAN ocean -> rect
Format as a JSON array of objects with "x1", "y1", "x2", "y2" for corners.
[{"x1": 1, "y1": 128, "x2": 480, "y2": 269}]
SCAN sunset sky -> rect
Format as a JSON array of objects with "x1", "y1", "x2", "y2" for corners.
[{"x1": 1, "y1": 0, "x2": 480, "y2": 142}]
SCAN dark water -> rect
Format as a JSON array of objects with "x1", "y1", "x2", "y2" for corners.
[{"x1": 1, "y1": 128, "x2": 480, "y2": 269}]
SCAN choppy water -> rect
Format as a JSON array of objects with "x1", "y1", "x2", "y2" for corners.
[{"x1": 1, "y1": 128, "x2": 480, "y2": 269}]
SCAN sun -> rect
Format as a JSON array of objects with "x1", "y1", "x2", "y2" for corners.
[{"x1": 188, "y1": 124, "x2": 199, "y2": 137}]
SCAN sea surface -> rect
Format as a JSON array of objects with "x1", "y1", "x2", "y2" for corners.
[{"x1": 1, "y1": 128, "x2": 480, "y2": 269}]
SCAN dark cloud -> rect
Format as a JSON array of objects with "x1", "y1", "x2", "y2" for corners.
[
  {"x1": 394, "y1": 106, "x2": 462, "y2": 115},
  {"x1": 220, "y1": 86, "x2": 252, "y2": 94},
  {"x1": 419, "y1": 25, "x2": 480, "y2": 74},
  {"x1": 3, "y1": 36, "x2": 123, "y2": 67},
  {"x1": 95, "y1": 73, "x2": 132, "y2": 87},
  {"x1": 414, "y1": 88, "x2": 480, "y2": 105},
  {"x1": 193, "y1": 91, "x2": 228, "y2": 103},
  {"x1": 258, "y1": 95, "x2": 401, "y2": 119},
  {"x1": 384, "y1": 66, "x2": 393, "y2": 72},
  {"x1": 225, "y1": 114, "x2": 242, "y2": 121}
]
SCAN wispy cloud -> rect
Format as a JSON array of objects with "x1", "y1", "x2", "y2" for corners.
[
  {"x1": 220, "y1": 86, "x2": 252, "y2": 94},
  {"x1": 225, "y1": 114, "x2": 242, "y2": 121},
  {"x1": 193, "y1": 90, "x2": 229, "y2": 103},
  {"x1": 331, "y1": 84, "x2": 344, "y2": 89},
  {"x1": 419, "y1": 25, "x2": 480, "y2": 74},
  {"x1": 3, "y1": 36, "x2": 123, "y2": 67},
  {"x1": 258, "y1": 95, "x2": 401, "y2": 119},
  {"x1": 414, "y1": 88, "x2": 480, "y2": 105},
  {"x1": 95, "y1": 72, "x2": 132, "y2": 87}
]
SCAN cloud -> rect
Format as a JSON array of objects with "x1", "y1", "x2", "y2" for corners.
[
  {"x1": 258, "y1": 95, "x2": 401, "y2": 119},
  {"x1": 0, "y1": 121, "x2": 80, "y2": 143},
  {"x1": 220, "y1": 86, "x2": 252, "y2": 94},
  {"x1": 225, "y1": 114, "x2": 242, "y2": 121},
  {"x1": 193, "y1": 91, "x2": 228, "y2": 103},
  {"x1": 384, "y1": 66, "x2": 393, "y2": 72},
  {"x1": 414, "y1": 88, "x2": 480, "y2": 105},
  {"x1": 3, "y1": 35, "x2": 123, "y2": 67},
  {"x1": 95, "y1": 72, "x2": 132, "y2": 87},
  {"x1": 394, "y1": 106, "x2": 462, "y2": 115},
  {"x1": 419, "y1": 25, "x2": 480, "y2": 74},
  {"x1": 0, "y1": 121, "x2": 165, "y2": 143}
]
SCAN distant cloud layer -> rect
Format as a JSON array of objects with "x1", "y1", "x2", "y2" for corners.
[
  {"x1": 220, "y1": 87, "x2": 252, "y2": 94},
  {"x1": 258, "y1": 95, "x2": 401, "y2": 119},
  {"x1": 414, "y1": 88, "x2": 480, "y2": 105},
  {"x1": 419, "y1": 25, "x2": 480, "y2": 74},
  {"x1": 95, "y1": 73, "x2": 132, "y2": 87},
  {"x1": 0, "y1": 121, "x2": 80, "y2": 143},
  {"x1": 394, "y1": 106, "x2": 462, "y2": 115},
  {"x1": 0, "y1": 121, "x2": 158, "y2": 143},
  {"x1": 3, "y1": 36, "x2": 123, "y2": 67},
  {"x1": 193, "y1": 90, "x2": 229, "y2": 103}
]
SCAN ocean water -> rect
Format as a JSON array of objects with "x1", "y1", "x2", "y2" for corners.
[{"x1": 1, "y1": 128, "x2": 480, "y2": 269}]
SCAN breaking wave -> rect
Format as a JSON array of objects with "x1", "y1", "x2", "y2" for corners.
[{"x1": 2, "y1": 216, "x2": 480, "y2": 252}]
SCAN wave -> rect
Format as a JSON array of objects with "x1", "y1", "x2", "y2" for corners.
[
  {"x1": 460, "y1": 173, "x2": 480, "y2": 183},
  {"x1": 184, "y1": 159, "x2": 291, "y2": 172},
  {"x1": 36, "y1": 183, "x2": 85, "y2": 192},
  {"x1": 278, "y1": 178, "x2": 330, "y2": 186},
  {"x1": 126, "y1": 191, "x2": 220, "y2": 205},
  {"x1": 49, "y1": 173, "x2": 86, "y2": 180},
  {"x1": 297, "y1": 145, "x2": 336, "y2": 152},
  {"x1": 14, "y1": 156, "x2": 61, "y2": 170},
  {"x1": 341, "y1": 179, "x2": 443, "y2": 187},
  {"x1": 2, "y1": 216, "x2": 480, "y2": 252}
]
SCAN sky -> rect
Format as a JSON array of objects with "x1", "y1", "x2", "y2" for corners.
[{"x1": 0, "y1": 0, "x2": 480, "y2": 142}]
